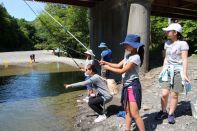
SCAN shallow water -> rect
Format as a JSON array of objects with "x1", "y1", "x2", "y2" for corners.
[{"x1": 0, "y1": 62, "x2": 84, "y2": 131}]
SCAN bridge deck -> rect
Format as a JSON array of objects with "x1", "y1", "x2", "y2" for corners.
[{"x1": 33, "y1": 0, "x2": 197, "y2": 19}]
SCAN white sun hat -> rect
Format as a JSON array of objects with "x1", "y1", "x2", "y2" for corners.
[
  {"x1": 84, "y1": 49, "x2": 95, "y2": 56},
  {"x1": 162, "y1": 23, "x2": 182, "y2": 33}
]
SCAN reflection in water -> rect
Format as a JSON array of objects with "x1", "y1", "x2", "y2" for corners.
[
  {"x1": 0, "y1": 71, "x2": 83, "y2": 103},
  {"x1": 0, "y1": 63, "x2": 84, "y2": 131},
  {"x1": 0, "y1": 62, "x2": 79, "y2": 77}
]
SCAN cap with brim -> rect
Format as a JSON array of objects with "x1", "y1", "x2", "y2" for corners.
[
  {"x1": 162, "y1": 23, "x2": 182, "y2": 33},
  {"x1": 84, "y1": 50, "x2": 95, "y2": 56},
  {"x1": 98, "y1": 42, "x2": 107, "y2": 48},
  {"x1": 120, "y1": 34, "x2": 144, "y2": 49}
]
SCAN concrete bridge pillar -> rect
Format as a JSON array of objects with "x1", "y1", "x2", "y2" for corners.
[
  {"x1": 127, "y1": 0, "x2": 151, "y2": 73},
  {"x1": 89, "y1": 0, "x2": 151, "y2": 79}
]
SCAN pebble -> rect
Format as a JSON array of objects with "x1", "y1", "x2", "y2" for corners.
[{"x1": 74, "y1": 57, "x2": 197, "y2": 131}]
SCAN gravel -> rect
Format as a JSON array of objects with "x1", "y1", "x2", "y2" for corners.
[{"x1": 74, "y1": 56, "x2": 197, "y2": 131}]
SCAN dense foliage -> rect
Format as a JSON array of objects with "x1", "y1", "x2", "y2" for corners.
[
  {"x1": 150, "y1": 16, "x2": 197, "y2": 55},
  {"x1": 33, "y1": 4, "x2": 89, "y2": 57},
  {"x1": 0, "y1": 4, "x2": 196, "y2": 57},
  {"x1": 0, "y1": 5, "x2": 35, "y2": 51}
]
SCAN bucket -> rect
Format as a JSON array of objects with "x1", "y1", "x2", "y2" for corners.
[{"x1": 190, "y1": 99, "x2": 197, "y2": 119}]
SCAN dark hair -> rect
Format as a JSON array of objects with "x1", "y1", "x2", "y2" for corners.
[
  {"x1": 177, "y1": 32, "x2": 183, "y2": 40},
  {"x1": 138, "y1": 45, "x2": 144, "y2": 67},
  {"x1": 87, "y1": 64, "x2": 97, "y2": 73}
]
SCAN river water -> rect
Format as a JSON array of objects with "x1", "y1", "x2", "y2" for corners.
[{"x1": 0, "y1": 62, "x2": 84, "y2": 131}]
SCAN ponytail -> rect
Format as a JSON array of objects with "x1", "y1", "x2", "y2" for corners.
[
  {"x1": 138, "y1": 45, "x2": 144, "y2": 67},
  {"x1": 177, "y1": 32, "x2": 183, "y2": 40}
]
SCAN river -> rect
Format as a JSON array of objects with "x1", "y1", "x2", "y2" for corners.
[{"x1": 0, "y1": 62, "x2": 84, "y2": 131}]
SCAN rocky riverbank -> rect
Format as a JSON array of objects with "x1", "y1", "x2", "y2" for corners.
[
  {"x1": 74, "y1": 56, "x2": 197, "y2": 131},
  {"x1": 0, "y1": 50, "x2": 85, "y2": 68}
]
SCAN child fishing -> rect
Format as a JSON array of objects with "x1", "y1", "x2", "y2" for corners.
[
  {"x1": 100, "y1": 34, "x2": 145, "y2": 131},
  {"x1": 64, "y1": 64, "x2": 113, "y2": 123}
]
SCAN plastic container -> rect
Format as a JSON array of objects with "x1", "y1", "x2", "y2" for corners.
[{"x1": 190, "y1": 99, "x2": 197, "y2": 119}]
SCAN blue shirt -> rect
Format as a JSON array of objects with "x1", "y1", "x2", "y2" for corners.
[{"x1": 101, "y1": 49, "x2": 112, "y2": 62}]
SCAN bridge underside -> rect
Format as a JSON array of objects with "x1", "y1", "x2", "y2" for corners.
[
  {"x1": 35, "y1": 0, "x2": 197, "y2": 19},
  {"x1": 32, "y1": 0, "x2": 197, "y2": 76}
]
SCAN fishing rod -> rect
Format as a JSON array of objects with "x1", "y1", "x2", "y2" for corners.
[
  {"x1": 24, "y1": 1, "x2": 100, "y2": 69},
  {"x1": 32, "y1": 0, "x2": 89, "y2": 51},
  {"x1": 67, "y1": 54, "x2": 81, "y2": 69},
  {"x1": 24, "y1": 0, "x2": 87, "y2": 57},
  {"x1": 23, "y1": 0, "x2": 83, "y2": 69}
]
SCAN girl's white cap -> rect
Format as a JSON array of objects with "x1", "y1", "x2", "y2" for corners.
[{"x1": 162, "y1": 23, "x2": 182, "y2": 33}]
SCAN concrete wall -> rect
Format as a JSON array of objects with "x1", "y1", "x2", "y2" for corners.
[
  {"x1": 127, "y1": 0, "x2": 151, "y2": 73},
  {"x1": 89, "y1": 0, "x2": 151, "y2": 79},
  {"x1": 89, "y1": 0, "x2": 129, "y2": 80}
]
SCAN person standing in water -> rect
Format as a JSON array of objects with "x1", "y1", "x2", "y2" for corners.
[{"x1": 100, "y1": 34, "x2": 145, "y2": 131}]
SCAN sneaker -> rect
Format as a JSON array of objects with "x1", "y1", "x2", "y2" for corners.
[
  {"x1": 155, "y1": 110, "x2": 168, "y2": 120},
  {"x1": 168, "y1": 114, "x2": 175, "y2": 124},
  {"x1": 94, "y1": 114, "x2": 107, "y2": 123},
  {"x1": 83, "y1": 96, "x2": 89, "y2": 103}
]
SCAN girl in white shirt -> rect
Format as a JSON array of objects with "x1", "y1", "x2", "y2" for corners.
[{"x1": 100, "y1": 34, "x2": 145, "y2": 131}]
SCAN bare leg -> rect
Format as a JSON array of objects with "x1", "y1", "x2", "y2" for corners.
[
  {"x1": 161, "y1": 89, "x2": 170, "y2": 112},
  {"x1": 125, "y1": 106, "x2": 132, "y2": 130},
  {"x1": 169, "y1": 91, "x2": 178, "y2": 115},
  {"x1": 129, "y1": 102, "x2": 145, "y2": 131}
]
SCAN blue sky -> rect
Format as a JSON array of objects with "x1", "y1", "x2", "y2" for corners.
[{"x1": 0, "y1": 0, "x2": 46, "y2": 21}]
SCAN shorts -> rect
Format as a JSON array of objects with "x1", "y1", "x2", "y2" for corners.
[
  {"x1": 127, "y1": 88, "x2": 136, "y2": 102},
  {"x1": 160, "y1": 72, "x2": 183, "y2": 93},
  {"x1": 126, "y1": 79, "x2": 142, "y2": 110}
]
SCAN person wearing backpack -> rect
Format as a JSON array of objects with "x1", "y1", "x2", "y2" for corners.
[
  {"x1": 100, "y1": 34, "x2": 145, "y2": 131},
  {"x1": 64, "y1": 64, "x2": 113, "y2": 123}
]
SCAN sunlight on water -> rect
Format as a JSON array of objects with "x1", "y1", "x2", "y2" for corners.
[
  {"x1": 0, "y1": 63, "x2": 85, "y2": 131},
  {"x1": 0, "y1": 62, "x2": 79, "y2": 77}
]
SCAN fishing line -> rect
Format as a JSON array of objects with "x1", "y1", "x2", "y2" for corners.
[
  {"x1": 32, "y1": 0, "x2": 89, "y2": 51},
  {"x1": 23, "y1": 0, "x2": 83, "y2": 68}
]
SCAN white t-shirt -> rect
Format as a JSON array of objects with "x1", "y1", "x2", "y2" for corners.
[
  {"x1": 122, "y1": 54, "x2": 141, "y2": 85},
  {"x1": 164, "y1": 40, "x2": 189, "y2": 65}
]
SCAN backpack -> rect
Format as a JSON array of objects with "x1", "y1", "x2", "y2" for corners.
[
  {"x1": 99, "y1": 76, "x2": 119, "y2": 95},
  {"x1": 106, "y1": 79, "x2": 119, "y2": 95}
]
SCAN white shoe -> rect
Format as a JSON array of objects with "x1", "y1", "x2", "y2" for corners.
[
  {"x1": 85, "y1": 96, "x2": 89, "y2": 99},
  {"x1": 94, "y1": 114, "x2": 107, "y2": 123},
  {"x1": 83, "y1": 96, "x2": 89, "y2": 103}
]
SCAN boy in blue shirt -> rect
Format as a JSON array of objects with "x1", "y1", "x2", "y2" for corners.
[{"x1": 98, "y1": 42, "x2": 112, "y2": 78}]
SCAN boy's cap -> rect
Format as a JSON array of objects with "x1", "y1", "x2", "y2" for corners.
[{"x1": 98, "y1": 42, "x2": 107, "y2": 48}]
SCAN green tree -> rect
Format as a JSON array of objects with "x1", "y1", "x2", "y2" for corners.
[
  {"x1": 0, "y1": 4, "x2": 35, "y2": 51},
  {"x1": 180, "y1": 20, "x2": 197, "y2": 55},
  {"x1": 34, "y1": 5, "x2": 89, "y2": 58}
]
